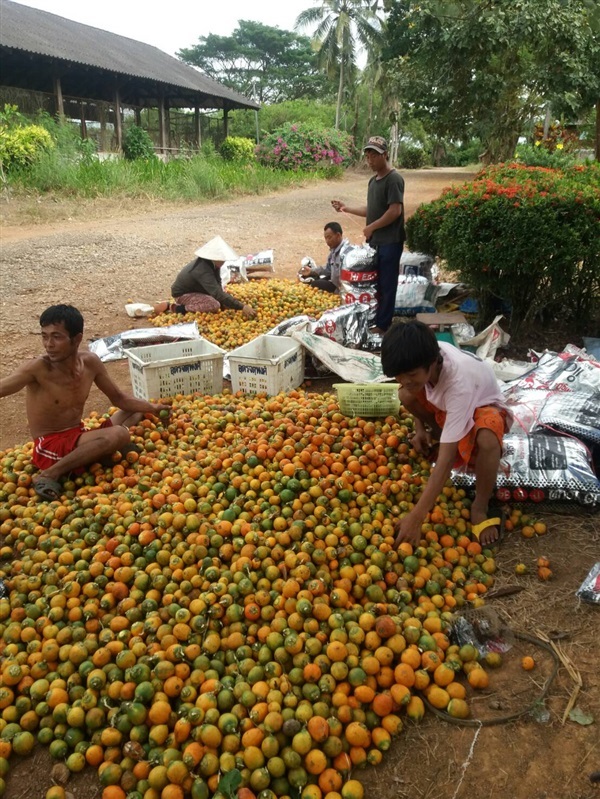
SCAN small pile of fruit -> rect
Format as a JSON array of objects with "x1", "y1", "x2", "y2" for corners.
[
  {"x1": 151, "y1": 280, "x2": 340, "y2": 351},
  {"x1": 0, "y1": 390, "x2": 529, "y2": 799}
]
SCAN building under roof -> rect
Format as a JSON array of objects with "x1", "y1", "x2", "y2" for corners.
[{"x1": 0, "y1": 0, "x2": 259, "y2": 151}]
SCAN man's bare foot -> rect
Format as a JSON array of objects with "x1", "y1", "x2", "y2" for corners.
[{"x1": 369, "y1": 326, "x2": 386, "y2": 335}]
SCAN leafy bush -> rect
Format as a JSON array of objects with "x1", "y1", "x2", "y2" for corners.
[
  {"x1": 230, "y1": 100, "x2": 337, "y2": 139},
  {"x1": 406, "y1": 163, "x2": 600, "y2": 332},
  {"x1": 0, "y1": 107, "x2": 54, "y2": 172},
  {"x1": 444, "y1": 140, "x2": 482, "y2": 167},
  {"x1": 220, "y1": 136, "x2": 255, "y2": 162},
  {"x1": 514, "y1": 143, "x2": 578, "y2": 169},
  {"x1": 397, "y1": 144, "x2": 426, "y2": 169},
  {"x1": 122, "y1": 125, "x2": 156, "y2": 161},
  {"x1": 256, "y1": 122, "x2": 354, "y2": 172}
]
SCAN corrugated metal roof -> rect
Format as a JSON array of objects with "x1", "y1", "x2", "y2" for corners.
[{"x1": 0, "y1": 0, "x2": 259, "y2": 109}]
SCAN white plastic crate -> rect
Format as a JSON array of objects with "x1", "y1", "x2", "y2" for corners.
[
  {"x1": 228, "y1": 335, "x2": 304, "y2": 396},
  {"x1": 124, "y1": 339, "x2": 225, "y2": 400}
]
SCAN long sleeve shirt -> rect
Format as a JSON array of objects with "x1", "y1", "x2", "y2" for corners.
[
  {"x1": 308, "y1": 238, "x2": 351, "y2": 289},
  {"x1": 171, "y1": 258, "x2": 244, "y2": 310}
]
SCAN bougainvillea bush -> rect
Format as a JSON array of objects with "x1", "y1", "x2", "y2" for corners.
[
  {"x1": 406, "y1": 163, "x2": 600, "y2": 331},
  {"x1": 256, "y1": 122, "x2": 354, "y2": 173}
]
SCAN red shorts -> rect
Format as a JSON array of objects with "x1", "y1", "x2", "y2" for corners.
[
  {"x1": 33, "y1": 419, "x2": 112, "y2": 471},
  {"x1": 416, "y1": 390, "x2": 507, "y2": 468}
]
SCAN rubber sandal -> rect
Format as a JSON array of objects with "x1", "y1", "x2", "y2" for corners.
[
  {"x1": 33, "y1": 476, "x2": 62, "y2": 502},
  {"x1": 471, "y1": 509, "x2": 506, "y2": 546}
]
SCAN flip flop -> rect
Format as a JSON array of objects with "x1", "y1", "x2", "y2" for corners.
[
  {"x1": 471, "y1": 509, "x2": 506, "y2": 546},
  {"x1": 33, "y1": 476, "x2": 62, "y2": 502}
]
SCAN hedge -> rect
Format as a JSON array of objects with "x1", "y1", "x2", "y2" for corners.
[{"x1": 406, "y1": 163, "x2": 600, "y2": 331}]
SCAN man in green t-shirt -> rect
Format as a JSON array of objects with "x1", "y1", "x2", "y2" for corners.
[{"x1": 332, "y1": 136, "x2": 405, "y2": 334}]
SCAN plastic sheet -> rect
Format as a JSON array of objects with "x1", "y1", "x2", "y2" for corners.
[
  {"x1": 291, "y1": 331, "x2": 390, "y2": 384},
  {"x1": 576, "y1": 562, "x2": 600, "y2": 605},
  {"x1": 89, "y1": 322, "x2": 202, "y2": 362},
  {"x1": 312, "y1": 302, "x2": 371, "y2": 348}
]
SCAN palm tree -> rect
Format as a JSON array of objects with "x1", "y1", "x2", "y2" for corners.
[{"x1": 296, "y1": 0, "x2": 382, "y2": 129}]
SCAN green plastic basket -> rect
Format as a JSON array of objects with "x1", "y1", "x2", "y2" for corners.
[{"x1": 333, "y1": 383, "x2": 400, "y2": 418}]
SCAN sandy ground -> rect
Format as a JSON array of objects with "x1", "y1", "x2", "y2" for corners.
[{"x1": 1, "y1": 168, "x2": 599, "y2": 799}]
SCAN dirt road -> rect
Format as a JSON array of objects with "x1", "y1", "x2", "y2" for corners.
[
  {"x1": 0, "y1": 167, "x2": 470, "y2": 449},
  {"x1": 1, "y1": 167, "x2": 599, "y2": 799}
]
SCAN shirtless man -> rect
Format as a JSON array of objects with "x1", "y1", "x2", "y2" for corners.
[{"x1": 0, "y1": 304, "x2": 170, "y2": 501}]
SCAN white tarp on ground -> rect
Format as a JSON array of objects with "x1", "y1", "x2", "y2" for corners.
[{"x1": 291, "y1": 331, "x2": 391, "y2": 384}]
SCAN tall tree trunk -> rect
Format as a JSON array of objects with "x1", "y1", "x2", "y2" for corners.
[
  {"x1": 335, "y1": 59, "x2": 344, "y2": 129},
  {"x1": 366, "y1": 76, "x2": 374, "y2": 140},
  {"x1": 596, "y1": 100, "x2": 600, "y2": 161},
  {"x1": 351, "y1": 91, "x2": 359, "y2": 142},
  {"x1": 542, "y1": 105, "x2": 552, "y2": 138}
]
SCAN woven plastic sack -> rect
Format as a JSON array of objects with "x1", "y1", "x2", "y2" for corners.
[
  {"x1": 538, "y1": 389, "x2": 600, "y2": 445},
  {"x1": 452, "y1": 433, "x2": 600, "y2": 507},
  {"x1": 339, "y1": 245, "x2": 378, "y2": 324}
]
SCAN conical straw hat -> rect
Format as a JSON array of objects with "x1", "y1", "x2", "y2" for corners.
[{"x1": 194, "y1": 235, "x2": 239, "y2": 261}]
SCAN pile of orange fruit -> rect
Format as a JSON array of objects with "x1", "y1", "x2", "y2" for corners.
[
  {"x1": 151, "y1": 280, "x2": 340, "y2": 351},
  {"x1": 0, "y1": 390, "x2": 507, "y2": 799}
]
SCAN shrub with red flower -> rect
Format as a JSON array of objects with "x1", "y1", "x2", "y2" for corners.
[{"x1": 406, "y1": 163, "x2": 600, "y2": 331}]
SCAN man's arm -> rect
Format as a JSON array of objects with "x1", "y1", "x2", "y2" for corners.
[
  {"x1": 364, "y1": 203, "x2": 403, "y2": 241},
  {"x1": 331, "y1": 200, "x2": 368, "y2": 217},
  {"x1": 91, "y1": 356, "x2": 170, "y2": 414},
  {"x1": 0, "y1": 361, "x2": 38, "y2": 398},
  {"x1": 394, "y1": 441, "x2": 457, "y2": 547}
]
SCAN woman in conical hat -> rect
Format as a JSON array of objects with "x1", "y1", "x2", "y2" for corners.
[{"x1": 153, "y1": 236, "x2": 257, "y2": 318}]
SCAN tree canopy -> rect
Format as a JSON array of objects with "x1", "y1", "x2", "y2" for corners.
[
  {"x1": 177, "y1": 20, "x2": 330, "y2": 104},
  {"x1": 383, "y1": 0, "x2": 600, "y2": 162},
  {"x1": 296, "y1": 0, "x2": 382, "y2": 128}
]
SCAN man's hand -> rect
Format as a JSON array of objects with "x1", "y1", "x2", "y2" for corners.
[
  {"x1": 151, "y1": 402, "x2": 172, "y2": 416},
  {"x1": 331, "y1": 200, "x2": 346, "y2": 213},
  {"x1": 411, "y1": 427, "x2": 433, "y2": 455},
  {"x1": 363, "y1": 223, "x2": 376, "y2": 241},
  {"x1": 299, "y1": 266, "x2": 311, "y2": 278},
  {"x1": 242, "y1": 304, "x2": 257, "y2": 319},
  {"x1": 394, "y1": 511, "x2": 423, "y2": 548}
]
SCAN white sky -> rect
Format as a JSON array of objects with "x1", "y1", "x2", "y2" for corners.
[{"x1": 12, "y1": 0, "x2": 318, "y2": 56}]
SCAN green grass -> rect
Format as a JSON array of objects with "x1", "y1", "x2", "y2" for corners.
[{"x1": 5, "y1": 147, "x2": 342, "y2": 202}]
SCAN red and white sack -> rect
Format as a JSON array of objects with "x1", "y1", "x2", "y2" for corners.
[{"x1": 339, "y1": 245, "x2": 378, "y2": 324}]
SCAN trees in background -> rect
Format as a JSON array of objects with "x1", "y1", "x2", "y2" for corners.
[
  {"x1": 177, "y1": 20, "x2": 330, "y2": 104},
  {"x1": 176, "y1": 2, "x2": 599, "y2": 163},
  {"x1": 295, "y1": 0, "x2": 382, "y2": 128},
  {"x1": 383, "y1": 0, "x2": 600, "y2": 163}
]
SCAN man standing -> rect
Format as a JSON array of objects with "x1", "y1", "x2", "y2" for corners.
[
  {"x1": 298, "y1": 222, "x2": 351, "y2": 293},
  {"x1": 332, "y1": 136, "x2": 405, "y2": 333},
  {"x1": 0, "y1": 304, "x2": 170, "y2": 501}
]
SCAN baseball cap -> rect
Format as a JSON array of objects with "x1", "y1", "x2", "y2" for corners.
[{"x1": 363, "y1": 136, "x2": 388, "y2": 154}]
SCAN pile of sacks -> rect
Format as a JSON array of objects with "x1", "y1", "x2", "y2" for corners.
[{"x1": 453, "y1": 345, "x2": 600, "y2": 506}]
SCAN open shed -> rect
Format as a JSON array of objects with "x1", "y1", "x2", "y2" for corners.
[{"x1": 0, "y1": 0, "x2": 260, "y2": 152}]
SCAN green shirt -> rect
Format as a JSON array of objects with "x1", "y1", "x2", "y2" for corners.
[{"x1": 367, "y1": 169, "x2": 405, "y2": 245}]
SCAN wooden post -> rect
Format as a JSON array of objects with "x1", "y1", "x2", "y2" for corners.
[
  {"x1": 194, "y1": 106, "x2": 201, "y2": 149},
  {"x1": 53, "y1": 76, "x2": 64, "y2": 120},
  {"x1": 114, "y1": 88, "x2": 122, "y2": 151},
  {"x1": 134, "y1": 108, "x2": 141, "y2": 127},
  {"x1": 99, "y1": 103, "x2": 107, "y2": 151},
  {"x1": 223, "y1": 107, "x2": 229, "y2": 139},
  {"x1": 165, "y1": 104, "x2": 171, "y2": 151},
  {"x1": 158, "y1": 95, "x2": 167, "y2": 154},
  {"x1": 80, "y1": 101, "x2": 87, "y2": 139}
]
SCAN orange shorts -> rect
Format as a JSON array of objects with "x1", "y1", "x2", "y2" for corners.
[
  {"x1": 33, "y1": 419, "x2": 112, "y2": 471},
  {"x1": 416, "y1": 390, "x2": 507, "y2": 467}
]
